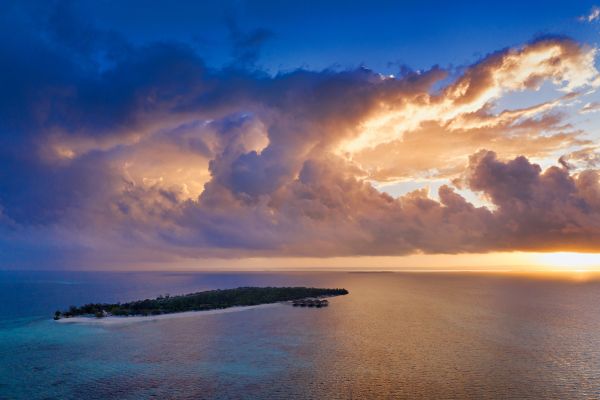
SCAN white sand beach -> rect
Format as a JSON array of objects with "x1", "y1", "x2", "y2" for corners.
[{"x1": 55, "y1": 302, "x2": 284, "y2": 325}]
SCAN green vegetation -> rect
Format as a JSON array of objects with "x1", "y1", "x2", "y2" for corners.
[{"x1": 54, "y1": 286, "x2": 349, "y2": 319}]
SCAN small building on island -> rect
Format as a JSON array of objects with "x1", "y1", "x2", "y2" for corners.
[{"x1": 291, "y1": 298, "x2": 329, "y2": 307}]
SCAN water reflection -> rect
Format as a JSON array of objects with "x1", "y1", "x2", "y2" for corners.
[{"x1": 2, "y1": 271, "x2": 600, "y2": 399}]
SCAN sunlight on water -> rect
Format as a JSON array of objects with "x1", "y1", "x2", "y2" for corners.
[{"x1": 3, "y1": 271, "x2": 600, "y2": 399}]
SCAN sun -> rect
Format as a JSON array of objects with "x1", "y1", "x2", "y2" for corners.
[{"x1": 535, "y1": 252, "x2": 600, "y2": 271}]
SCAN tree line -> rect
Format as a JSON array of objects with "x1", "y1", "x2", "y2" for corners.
[{"x1": 54, "y1": 286, "x2": 349, "y2": 319}]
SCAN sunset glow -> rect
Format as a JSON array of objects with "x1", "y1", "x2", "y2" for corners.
[
  {"x1": 2, "y1": 2, "x2": 600, "y2": 271},
  {"x1": 535, "y1": 252, "x2": 600, "y2": 271}
]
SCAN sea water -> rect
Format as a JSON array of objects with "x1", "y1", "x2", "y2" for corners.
[{"x1": 2, "y1": 270, "x2": 600, "y2": 399}]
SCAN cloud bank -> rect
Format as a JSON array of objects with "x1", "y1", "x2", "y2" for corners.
[{"x1": 1, "y1": 3, "x2": 600, "y2": 268}]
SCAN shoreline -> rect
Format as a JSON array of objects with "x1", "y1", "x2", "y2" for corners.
[{"x1": 55, "y1": 302, "x2": 283, "y2": 325}]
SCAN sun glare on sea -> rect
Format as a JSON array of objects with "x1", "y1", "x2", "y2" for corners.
[{"x1": 535, "y1": 252, "x2": 600, "y2": 271}]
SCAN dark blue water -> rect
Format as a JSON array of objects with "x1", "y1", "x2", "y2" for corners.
[{"x1": 3, "y1": 271, "x2": 600, "y2": 399}]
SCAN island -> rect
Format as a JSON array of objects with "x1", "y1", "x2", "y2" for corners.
[{"x1": 53, "y1": 286, "x2": 349, "y2": 320}]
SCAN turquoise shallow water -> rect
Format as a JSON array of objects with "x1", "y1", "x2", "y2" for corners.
[{"x1": 3, "y1": 271, "x2": 600, "y2": 399}]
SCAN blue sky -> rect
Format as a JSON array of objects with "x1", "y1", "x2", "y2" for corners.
[
  {"x1": 3, "y1": 1, "x2": 600, "y2": 269},
  {"x1": 69, "y1": 0, "x2": 600, "y2": 73}
]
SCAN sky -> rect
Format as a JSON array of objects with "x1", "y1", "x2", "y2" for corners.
[{"x1": 3, "y1": 0, "x2": 600, "y2": 270}]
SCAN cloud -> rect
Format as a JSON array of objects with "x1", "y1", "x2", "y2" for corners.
[
  {"x1": 463, "y1": 151, "x2": 600, "y2": 252},
  {"x1": 558, "y1": 147, "x2": 600, "y2": 170},
  {"x1": 339, "y1": 38, "x2": 599, "y2": 156},
  {"x1": 226, "y1": 16, "x2": 274, "y2": 67},
  {"x1": 581, "y1": 102, "x2": 600, "y2": 113},
  {"x1": 580, "y1": 6, "x2": 600, "y2": 22},
  {"x1": 2, "y1": 2, "x2": 600, "y2": 268},
  {"x1": 23, "y1": 150, "x2": 597, "y2": 266}
]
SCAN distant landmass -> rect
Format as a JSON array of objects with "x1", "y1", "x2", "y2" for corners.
[{"x1": 54, "y1": 286, "x2": 349, "y2": 320}]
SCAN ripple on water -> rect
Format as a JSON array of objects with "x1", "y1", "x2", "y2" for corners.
[{"x1": 3, "y1": 272, "x2": 600, "y2": 399}]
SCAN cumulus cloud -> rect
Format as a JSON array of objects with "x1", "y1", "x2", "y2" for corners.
[
  {"x1": 2, "y1": 2, "x2": 600, "y2": 267},
  {"x1": 341, "y1": 39, "x2": 598, "y2": 181},
  {"x1": 463, "y1": 151, "x2": 600, "y2": 252}
]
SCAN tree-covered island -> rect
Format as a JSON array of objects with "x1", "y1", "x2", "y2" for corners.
[{"x1": 54, "y1": 286, "x2": 349, "y2": 320}]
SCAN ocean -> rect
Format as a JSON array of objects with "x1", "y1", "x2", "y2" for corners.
[{"x1": 2, "y1": 270, "x2": 600, "y2": 399}]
